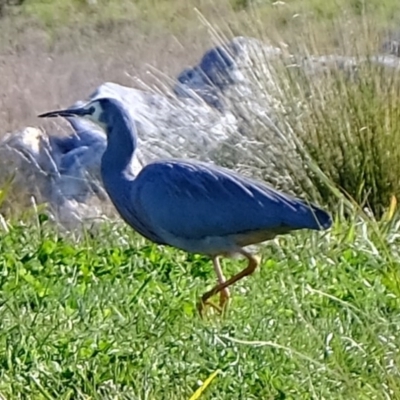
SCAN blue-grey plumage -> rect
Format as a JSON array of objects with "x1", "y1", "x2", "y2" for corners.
[
  {"x1": 126, "y1": 159, "x2": 331, "y2": 254},
  {"x1": 38, "y1": 96, "x2": 332, "y2": 316}
]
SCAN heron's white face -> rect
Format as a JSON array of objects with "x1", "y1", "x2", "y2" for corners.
[{"x1": 84, "y1": 101, "x2": 107, "y2": 131}]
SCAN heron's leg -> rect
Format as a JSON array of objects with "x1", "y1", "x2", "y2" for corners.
[
  {"x1": 197, "y1": 256, "x2": 231, "y2": 317},
  {"x1": 212, "y1": 256, "x2": 230, "y2": 308},
  {"x1": 201, "y1": 250, "x2": 260, "y2": 307}
]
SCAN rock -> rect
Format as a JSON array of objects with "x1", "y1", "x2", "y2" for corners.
[
  {"x1": 173, "y1": 36, "x2": 283, "y2": 112},
  {"x1": 83, "y1": 81, "x2": 238, "y2": 163},
  {"x1": 174, "y1": 67, "x2": 225, "y2": 111},
  {"x1": 0, "y1": 127, "x2": 59, "y2": 212}
]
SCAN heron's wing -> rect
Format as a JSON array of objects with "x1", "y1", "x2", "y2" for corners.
[{"x1": 133, "y1": 160, "x2": 331, "y2": 241}]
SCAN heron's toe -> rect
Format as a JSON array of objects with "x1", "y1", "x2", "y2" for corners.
[
  {"x1": 197, "y1": 297, "x2": 223, "y2": 319},
  {"x1": 219, "y1": 287, "x2": 230, "y2": 306}
]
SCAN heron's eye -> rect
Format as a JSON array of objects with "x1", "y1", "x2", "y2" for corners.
[{"x1": 88, "y1": 106, "x2": 95, "y2": 115}]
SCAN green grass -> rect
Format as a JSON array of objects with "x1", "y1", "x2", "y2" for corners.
[{"x1": 0, "y1": 211, "x2": 399, "y2": 398}]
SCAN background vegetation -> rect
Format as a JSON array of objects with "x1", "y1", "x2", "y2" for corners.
[{"x1": 1, "y1": 0, "x2": 400, "y2": 398}]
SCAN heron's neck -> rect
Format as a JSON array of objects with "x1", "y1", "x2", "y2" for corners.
[{"x1": 100, "y1": 117, "x2": 138, "y2": 189}]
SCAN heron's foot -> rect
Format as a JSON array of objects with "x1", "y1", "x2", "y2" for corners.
[
  {"x1": 197, "y1": 298, "x2": 223, "y2": 319},
  {"x1": 197, "y1": 290, "x2": 230, "y2": 319}
]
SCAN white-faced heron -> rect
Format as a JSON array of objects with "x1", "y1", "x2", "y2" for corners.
[{"x1": 38, "y1": 97, "x2": 332, "y2": 316}]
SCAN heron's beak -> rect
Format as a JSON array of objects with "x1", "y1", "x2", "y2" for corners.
[{"x1": 38, "y1": 107, "x2": 91, "y2": 119}]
